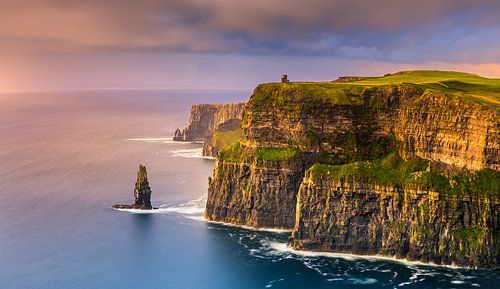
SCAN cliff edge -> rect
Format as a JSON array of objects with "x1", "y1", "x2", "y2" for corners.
[{"x1": 204, "y1": 70, "x2": 500, "y2": 268}]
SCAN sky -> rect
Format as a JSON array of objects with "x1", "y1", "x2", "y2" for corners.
[{"x1": 0, "y1": 0, "x2": 499, "y2": 91}]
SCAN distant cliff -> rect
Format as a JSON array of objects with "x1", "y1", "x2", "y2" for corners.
[
  {"x1": 174, "y1": 102, "x2": 246, "y2": 142},
  {"x1": 204, "y1": 71, "x2": 500, "y2": 268}
]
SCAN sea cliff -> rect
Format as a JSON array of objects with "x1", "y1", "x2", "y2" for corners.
[
  {"x1": 174, "y1": 102, "x2": 246, "y2": 142},
  {"x1": 204, "y1": 71, "x2": 500, "y2": 268},
  {"x1": 290, "y1": 157, "x2": 499, "y2": 268}
]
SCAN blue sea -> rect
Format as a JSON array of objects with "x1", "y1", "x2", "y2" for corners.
[{"x1": 0, "y1": 90, "x2": 498, "y2": 289}]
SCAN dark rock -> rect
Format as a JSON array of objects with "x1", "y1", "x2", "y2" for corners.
[
  {"x1": 173, "y1": 128, "x2": 186, "y2": 141},
  {"x1": 113, "y1": 164, "x2": 154, "y2": 210},
  {"x1": 289, "y1": 177, "x2": 499, "y2": 268}
]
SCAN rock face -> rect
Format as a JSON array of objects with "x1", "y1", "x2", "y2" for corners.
[
  {"x1": 113, "y1": 164, "x2": 153, "y2": 210},
  {"x1": 173, "y1": 102, "x2": 246, "y2": 142},
  {"x1": 290, "y1": 172, "x2": 499, "y2": 268},
  {"x1": 202, "y1": 119, "x2": 242, "y2": 157},
  {"x1": 241, "y1": 84, "x2": 498, "y2": 171},
  {"x1": 205, "y1": 155, "x2": 307, "y2": 228},
  {"x1": 205, "y1": 71, "x2": 500, "y2": 268}
]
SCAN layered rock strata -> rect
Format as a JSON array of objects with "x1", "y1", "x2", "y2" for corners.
[
  {"x1": 289, "y1": 171, "x2": 499, "y2": 268},
  {"x1": 205, "y1": 155, "x2": 307, "y2": 228},
  {"x1": 204, "y1": 72, "x2": 500, "y2": 267},
  {"x1": 174, "y1": 102, "x2": 246, "y2": 142}
]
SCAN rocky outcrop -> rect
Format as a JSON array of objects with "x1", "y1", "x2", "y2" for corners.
[
  {"x1": 173, "y1": 102, "x2": 246, "y2": 141},
  {"x1": 289, "y1": 171, "x2": 499, "y2": 268},
  {"x1": 368, "y1": 86, "x2": 500, "y2": 172},
  {"x1": 204, "y1": 71, "x2": 500, "y2": 268},
  {"x1": 202, "y1": 119, "x2": 242, "y2": 157},
  {"x1": 113, "y1": 164, "x2": 153, "y2": 210},
  {"x1": 205, "y1": 154, "x2": 307, "y2": 228}
]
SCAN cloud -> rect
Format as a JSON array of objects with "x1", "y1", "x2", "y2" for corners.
[
  {"x1": 0, "y1": 0, "x2": 499, "y2": 61},
  {"x1": 0, "y1": 0, "x2": 499, "y2": 91}
]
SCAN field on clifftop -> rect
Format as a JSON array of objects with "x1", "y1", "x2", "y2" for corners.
[{"x1": 256, "y1": 70, "x2": 500, "y2": 109}]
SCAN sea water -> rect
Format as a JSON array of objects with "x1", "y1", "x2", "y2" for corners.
[{"x1": 0, "y1": 90, "x2": 498, "y2": 289}]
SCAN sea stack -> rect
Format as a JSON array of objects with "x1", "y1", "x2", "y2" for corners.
[{"x1": 113, "y1": 164, "x2": 153, "y2": 210}]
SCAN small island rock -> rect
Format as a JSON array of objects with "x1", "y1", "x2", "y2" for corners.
[{"x1": 113, "y1": 164, "x2": 154, "y2": 210}]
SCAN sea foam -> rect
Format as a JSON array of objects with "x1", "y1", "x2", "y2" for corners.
[
  {"x1": 126, "y1": 137, "x2": 204, "y2": 144},
  {"x1": 264, "y1": 240, "x2": 466, "y2": 269},
  {"x1": 170, "y1": 148, "x2": 214, "y2": 159}
]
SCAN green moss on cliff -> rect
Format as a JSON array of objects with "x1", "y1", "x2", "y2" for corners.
[
  {"x1": 219, "y1": 142, "x2": 302, "y2": 163},
  {"x1": 251, "y1": 82, "x2": 365, "y2": 108},
  {"x1": 255, "y1": 146, "x2": 301, "y2": 161},
  {"x1": 211, "y1": 128, "x2": 241, "y2": 148},
  {"x1": 208, "y1": 119, "x2": 242, "y2": 153},
  {"x1": 451, "y1": 227, "x2": 488, "y2": 251},
  {"x1": 218, "y1": 142, "x2": 245, "y2": 162},
  {"x1": 309, "y1": 153, "x2": 500, "y2": 197}
]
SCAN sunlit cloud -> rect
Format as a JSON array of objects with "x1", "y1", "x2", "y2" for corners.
[{"x1": 0, "y1": 0, "x2": 498, "y2": 91}]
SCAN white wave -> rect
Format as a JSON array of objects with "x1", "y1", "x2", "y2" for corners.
[
  {"x1": 264, "y1": 241, "x2": 466, "y2": 269},
  {"x1": 126, "y1": 137, "x2": 204, "y2": 144},
  {"x1": 113, "y1": 195, "x2": 207, "y2": 217},
  {"x1": 160, "y1": 196, "x2": 207, "y2": 215},
  {"x1": 206, "y1": 220, "x2": 292, "y2": 233},
  {"x1": 126, "y1": 137, "x2": 176, "y2": 143},
  {"x1": 170, "y1": 148, "x2": 215, "y2": 159},
  {"x1": 113, "y1": 207, "x2": 173, "y2": 214},
  {"x1": 348, "y1": 278, "x2": 378, "y2": 285}
]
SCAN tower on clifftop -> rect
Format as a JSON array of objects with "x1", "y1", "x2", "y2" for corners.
[{"x1": 281, "y1": 74, "x2": 289, "y2": 83}]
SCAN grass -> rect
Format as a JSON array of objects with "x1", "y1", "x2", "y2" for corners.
[
  {"x1": 218, "y1": 142, "x2": 302, "y2": 162},
  {"x1": 255, "y1": 146, "x2": 301, "y2": 161},
  {"x1": 254, "y1": 70, "x2": 500, "y2": 109},
  {"x1": 351, "y1": 70, "x2": 486, "y2": 85},
  {"x1": 250, "y1": 82, "x2": 366, "y2": 108},
  {"x1": 308, "y1": 153, "x2": 500, "y2": 197},
  {"x1": 451, "y1": 227, "x2": 488, "y2": 251},
  {"x1": 338, "y1": 70, "x2": 500, "y2": 107},
  {"x1": 218, "y1": 142, "x2": 245, "y2": 162},
  {"x1": 209, "y1": 119, "x2": 242, "y2": 152}
]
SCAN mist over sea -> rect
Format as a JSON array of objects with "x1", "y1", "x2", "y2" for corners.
[{"x1": 0, "y1": 90, "x2": 498, "y2": 289}]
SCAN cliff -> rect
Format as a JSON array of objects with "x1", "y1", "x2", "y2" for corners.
[
  {"x1": 174, "y1": 102, "x2": 246, "y2": 142},
  {"x1": 206, "y1": 145, "x2": 307, "y2": 228},
  {"x1": 290, "y1": 156, "x2": 499, "y2": 268},
  {"x1": 204, "y1": 70, "x2": 500, "y2": 267}
]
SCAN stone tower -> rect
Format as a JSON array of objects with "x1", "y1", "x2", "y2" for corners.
[{"x1": 281, "y1": 74, "x2": 289, "y2": 83}]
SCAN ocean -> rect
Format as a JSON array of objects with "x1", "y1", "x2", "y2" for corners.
[{"x1": 0, "y1": 89, "x2": 498, "y2": 289}]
